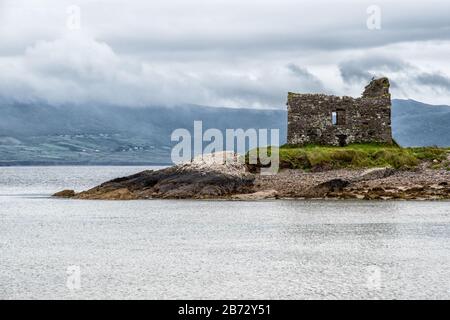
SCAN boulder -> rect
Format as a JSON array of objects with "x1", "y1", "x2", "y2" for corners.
[
  {"x1": 352, "y1": 167, "x2": 396, "y2": 182},
  {"x1": 232, "y1": 189, "x2": 278, "y2": 200},
  {"x1": 305, "y1": 178, "x2": 350, "y2": 197},
  {"x1": 53, "y1": 189, "x2": 75, "y2": 198}
]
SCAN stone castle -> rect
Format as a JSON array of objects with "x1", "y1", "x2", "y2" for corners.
[{"x1": 287, "y1": 77, "x2": 393, "y2": 146}]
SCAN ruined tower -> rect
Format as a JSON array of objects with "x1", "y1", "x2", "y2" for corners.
[{"x1": 286, "y1": 77, "x2": 393, "y2": 146}]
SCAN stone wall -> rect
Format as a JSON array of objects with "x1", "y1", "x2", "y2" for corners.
[{"x1": 287, "y1": 77, "x2": 393, "y2": 146}]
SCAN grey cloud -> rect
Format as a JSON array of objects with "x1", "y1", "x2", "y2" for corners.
[
  {"x1": 339, "y1": 55, "x2": 411, "y2": 86},
  {"x1": 286, "y1": 63, "x2": 325, "y2": 92},
  {"x1": 2, "y1": 0, "x2": 450, "y2": 107},
  {"x1": 95, "y1": 0, "x2": 450, "y2": 56},
  {"x1": 415, "y1": 72, "x2": 450, "y2": 92},
  {"x1": 287, "y1": 64, "x2": 317, "y2": 81},
  {"x1": 3, "y1": 1, "x2": 450, "y2": 57},
  {"x1": 102, "y1": 28, "x2": 450, "y2": 58},
  {"x1": 339, "y1": 63, "x2": 373, "y2": 85},
  {"x1": 338, "y1": 53, "x2": 450, "y2": 100},
  {"x1": 0, "y1": 34, "x2": 304, "y2": 108}
]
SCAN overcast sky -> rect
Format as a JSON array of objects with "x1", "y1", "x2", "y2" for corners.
[{"x1": 1, "y1": 0, "x2": 450, "y2": 108}]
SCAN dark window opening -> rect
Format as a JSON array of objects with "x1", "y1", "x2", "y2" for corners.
[{"x1": 332, "y1": 110, "x2": 346, "y2": 125}]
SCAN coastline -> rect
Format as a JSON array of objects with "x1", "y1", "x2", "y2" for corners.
[{"x1": 53, "y1": 154, "x2": 450, "y2": 201}]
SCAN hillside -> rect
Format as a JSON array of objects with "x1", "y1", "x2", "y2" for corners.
[
  {"x1": 0, "y1": 99, "x2": 449, "y2": 165},
  {"x1": 391, "y1": 99, "x2": 450, "y2": 147}
]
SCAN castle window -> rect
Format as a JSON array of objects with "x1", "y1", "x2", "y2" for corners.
[
  {"x1": 332, "y1": 110, "x2": 346, "y2": 125},
  {"x1": 331, "y1": 112, "x2": 337, "y2": 125}
]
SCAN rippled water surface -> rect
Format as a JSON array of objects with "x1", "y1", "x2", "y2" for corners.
[{"x1": 1, "y1": 166, "x2": 450, "y2": 299}]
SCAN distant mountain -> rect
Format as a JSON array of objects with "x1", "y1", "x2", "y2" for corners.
[
  {"x1": 0, "y1": 102, "x2": 286, "y2": 165},
  {"x1": 391, "y1": 99, "x2": 450, "y2": 147},
  {"x1": 0, "y1": 99, "x2": 448, "y2": 165}
]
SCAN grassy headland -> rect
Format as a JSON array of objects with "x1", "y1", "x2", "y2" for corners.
[{"x1": 249, "y1": 143, "x2": 450, "y2": 171}]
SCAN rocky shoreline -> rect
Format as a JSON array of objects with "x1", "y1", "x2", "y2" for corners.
[
  {"x1": 252, "y1": 166, "x2": 449, "y2": 200},
  {"x1": 53, "y1": 152, "x2": 450, "y2": 201}
]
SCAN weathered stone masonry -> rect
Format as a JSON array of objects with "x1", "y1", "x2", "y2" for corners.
[{"x1": 287, "y1": 77, "x2": 393, "y2": 146}]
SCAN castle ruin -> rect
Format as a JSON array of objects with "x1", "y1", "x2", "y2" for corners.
[{"x1": 287, "y1": 77, "x2": 393, "y2": 146}]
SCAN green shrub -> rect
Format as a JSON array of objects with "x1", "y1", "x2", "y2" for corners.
[
  {"x1": 372, "y1": 149, "x2": 419, "y2": 168},
  {"x1": 410, "y1": 147, "x2": 447, "y2": 161}
]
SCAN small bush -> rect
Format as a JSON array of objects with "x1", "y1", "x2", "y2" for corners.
[
  {"x1": 306, "y1": 150, "x2": 332, "y2": 167},
  {"x1": 410, "y1": 147, "x2": 447, "y2": 161},
  {"x1": 373, "y1": 149, "x2": 418, "y2": 168}
]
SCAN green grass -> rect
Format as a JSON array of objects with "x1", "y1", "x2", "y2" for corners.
[{"x1": 247, "y1": 143, "x2": 449, "y2": 170}]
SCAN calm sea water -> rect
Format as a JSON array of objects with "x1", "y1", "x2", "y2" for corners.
[{"x1": 1, "y1": 166, "x2": 450, "y2": 300}]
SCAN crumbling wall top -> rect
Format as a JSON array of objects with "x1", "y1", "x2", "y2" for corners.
[{"x1": 362, "y1": 77, "x2": 390, "y2": 98}]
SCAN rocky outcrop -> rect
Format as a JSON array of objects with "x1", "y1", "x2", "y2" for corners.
[
  {"x1": 254, "y1": 167, "x2": 449, "y2": 200},
  {"x1": 301, "y1": 167, "x2": 395, "y2": 198},
  {"x1": 304, "y1": 178, "x2": 350, "y2": 198},
  {"x1": 56, "y1": 152, "x2": 255, "y2": 200},
  {"x1": 54, "y1": 154, "x2": 449, "y2": 201},
  {"x1": 352, "y1": 167, "x2": 396, "y2": 182},
  {"x1": 53, "y1": 189, "x2": 76, "y2": 198},
  {"x1": 232, "y1": 189, "x2": 278, "y2": 200},
  {"x1": 337, "y1": 182, "x2": 450, "y2": 200}
]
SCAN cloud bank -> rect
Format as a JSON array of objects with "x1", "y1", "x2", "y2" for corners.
[{"x1": 1, "y1": 0, "x2": 450, "y2": 107}]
